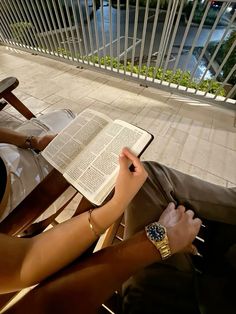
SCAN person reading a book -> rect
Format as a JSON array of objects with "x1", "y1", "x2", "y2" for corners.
[
  {"x1": 0, "y1": 109, "x2": 75, "y2": 221},
  {"x1": 0, "y1": 148, "x2": 202, "y2": 314}
]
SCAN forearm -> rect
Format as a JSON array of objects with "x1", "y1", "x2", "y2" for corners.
[
  {"x1": 5, "y1": 231, "x2": 161, "y2": 314},
  {"x1": 5, "y1": 199, "x2": 125, "y2": 291},
  {"x1": 0, "y1": 127, "x2": 28, "y2": 147},
  {"x1": 0, "y1": 127, "x2": 40, "y2": 149}
]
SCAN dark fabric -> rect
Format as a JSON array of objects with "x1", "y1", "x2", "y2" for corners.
[
  {"x1": 0, "y1": 157, "x2": 7, "y2": 202},
  {"x1": 123, "y1": 162, "x2": 236, "y2": 314}
]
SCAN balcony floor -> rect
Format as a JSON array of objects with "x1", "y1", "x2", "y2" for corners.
[{"x1": 1, "y1": 45, "x2": 236, "y2": 189}]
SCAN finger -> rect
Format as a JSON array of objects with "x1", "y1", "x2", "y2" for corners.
[
  {"x1": 193, "y1": 217, "x2": 202, "y2": 232},
  {"x1": 189, "y1": 244, "x2": 199, "y2": 255},
  {"x1": 165, "y1": 202, "x2": 176, "y2": 213},
  {"x1": 118, "y1": 152, "x2": 130, "y2": 171},
  {"x1": 185, "y1": 210, "x2": 194, "y2": 219},
  {"x1": 122, "y1": 148, "x2": 143, "y2": 172},
  {"x1": 177, "y1": 205, "x2": 186, "y2": 214}
]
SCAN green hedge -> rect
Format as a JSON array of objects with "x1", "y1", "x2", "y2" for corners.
[{"x1": 56, "y1": 50, "x2": 225, "y2": 96}]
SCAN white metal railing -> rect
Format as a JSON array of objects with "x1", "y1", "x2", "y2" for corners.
[{"x1": 0, "y1": 0, "x2": 235, "y2": 104}]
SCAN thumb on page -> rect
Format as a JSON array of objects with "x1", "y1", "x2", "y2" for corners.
[{"x1": 119, "y1": 151, "x2": 129, "y2": 171}]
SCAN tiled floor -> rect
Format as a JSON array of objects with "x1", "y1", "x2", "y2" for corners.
[
  {"x1": 1, "y1": 45, "x2": 236, "y2": 191},
  {"x1": 1, "y1": 44, "x2": 235, "y2": 313}
]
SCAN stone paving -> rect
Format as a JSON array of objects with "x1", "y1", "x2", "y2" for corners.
[{"x1": 1, "y1": 45, "x2": 236, "y2": 192}]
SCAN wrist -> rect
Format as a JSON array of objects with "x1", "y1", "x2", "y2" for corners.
[
  {"x1": 164, "y1": 226, "x2": 180, "y2": 255},
  {"x1": 20, "y1": 136, "x2": 38, "y2": 150},
  {"x1": 145, "y1": 222, "x2": 172, "y2": 260},
  {"x1": 109, "y1": 197, "x2": 126, "y2": 214}
]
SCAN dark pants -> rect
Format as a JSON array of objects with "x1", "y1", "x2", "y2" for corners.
[{"x1": 123, "y1": 162, "x2": 236, "y2": 314}]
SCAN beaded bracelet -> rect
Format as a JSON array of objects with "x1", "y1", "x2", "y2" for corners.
[{"x1": 22, "y1": 136, "x2": 34, "y2": 149}]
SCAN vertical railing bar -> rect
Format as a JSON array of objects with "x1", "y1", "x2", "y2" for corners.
[
  {"x1": 160, "y1": 0, "x2": 183, "y2": 84},
  {"x1": 0, "y1": 2, "x2": 13, "y2": 42},
  {"x1": 119, "y1": 37, "x2": 141, "y2": 57},
  {"x1": 195, "y1": 10, "x2": 236, "y2": 92},
  {"x1": 13, "y1": 0, "x2": 35, "y2": 50},
  {"x1": 153, "y1": 0, "x2": 172, "y2": 73},
  {"x1": 64, "y1": 0, "x2": 78, "y2": 61},
  {"x1": 92, "y1": 0, "x2": 101, "y2": 66},
  {"x1": 18, "y1": 0, "x2": 39, "y2": 50},
  {"x1": 31, "y1": 0, "x2": 51, "y2": 53},
  {"x1": 117, "y1": 0, "x2": 121, "y2": 73},
  {"x1": 85, "y1": 0, "x2": 95, "y2": 65},
  {"x1": 0, "y1": 30, "x2": 6, "y2": 43},
  {"x1": 77, "y1": 0, "x2": 90, "y2": 63},
  {"x1": 138, "y1": 0, "x2": 150, "y2": 79},
  {"x1": 0, "y1": 14, "x2": 12, "y2": 45},
  {"x1": 24, "y1": 0, "x2": 46, "y2": 52},
  {"x1": 51, "y1": 0, "x2": 70, "y2": 59},
  {"x1": 1, "y1": 0, "x2": 24, "y2": 47},
  {"x1": 123, "y1": 0, "x2": 130, "y2": 74},
  {"x1": 18, "y1": 0, "x2": 38, "y2": 50},
  {"x1": 35, "y1": 0, "x2": 55, "y2": 54},
  {"x1": 70, "y1": 0, "x2": 84, "y2": 62},
  {"x1": 40, "y1": 0, "x2": 59, "y2": 56},
  {"x1": 203, "y1": 39, "x2": 236, "y2": 96},
  {"x1": 0, "y1": 15, "x2": 10, "y2": 44},
  {"x1": 45, "y1": 0, "x2": 64, "y2": 58},
  {"x1": 153, "y1": 0, "x2": 173, "y2": 82},
  {"x1": 130, "y1": 0, "x2": 139, "y2": 76},
  {"x1": 213, "y1": 63, "x2": 236, "y2": 99},
  {"x1": 100, "y1": 0, "x2": 107, "y2": 68},
  {"x1": 5, "y1": 0, "x2": 30, "y2": 47},
  {"x1": 108, "y1": 0, "x2": 113, "y2": 71},
  {"x1": 176, "y1": 0, "x2": 212, "y2": 89},
  {"x1": 188, "y1": 2, "x2": 228, "y2": 83},
  {"x1": 167, "y1": 0, "x2": 198, "y2": 86},
  {"x1": 57, "y1": 0, "x2": 74, "y2": 60},
  {"x1": 144, "y1": 0, "x2": 160, "y2": 80},
  {"x1": 225, "y1": 84, "x2": 236, "y2": 102},
  {"x1": 159, "y1": 0, "x2": 175, "y2": 68}
]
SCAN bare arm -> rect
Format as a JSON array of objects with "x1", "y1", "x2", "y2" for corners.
[
  {"x1": 4, "y1": 204, "x2": 201, "y2": 314},
  {"x1": 0, "y1": 148, "x2": 148, "y2": 293},
  {"x1": 0, "y1": 127, "x2": 55, "y2": 150}
]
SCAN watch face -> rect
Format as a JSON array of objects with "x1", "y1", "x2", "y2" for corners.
[{"x1": 146, "y1": 223, "x2": 165, "y2": 242}]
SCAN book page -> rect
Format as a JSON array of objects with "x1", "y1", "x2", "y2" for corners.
[
  {"x1": 41, "y1": 109, "x2": 112, "y2": 173},
  {"x1": 64, "y1": 120, "x2": 153, "y2": 205}
]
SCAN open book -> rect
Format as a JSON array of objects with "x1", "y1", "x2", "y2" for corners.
[{"x1": 42, "y1": 109, "x2": 153, "y2": 205}]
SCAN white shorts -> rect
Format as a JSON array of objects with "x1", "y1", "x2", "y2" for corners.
[{"x1": 0, "y1": 109, "x2": 76, "y2": 222}]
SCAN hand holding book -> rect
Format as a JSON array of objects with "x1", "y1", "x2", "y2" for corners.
[
  {"x1": 112, "y1": 147, "x2": 148, "y2": 211},
  {"x1": 85, "y1": 148, "x2": 149, "y2": 241}
]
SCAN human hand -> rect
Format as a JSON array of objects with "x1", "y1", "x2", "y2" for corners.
[
  {"x1": 32, "y1": 134, "x2": 57, "y2": 151},
  {"x1": 112, "y1": 148, "x2": 148, "y2": 210},
  {"x1": 158, "y1": 203, "x2": 202, "y2": 255}
]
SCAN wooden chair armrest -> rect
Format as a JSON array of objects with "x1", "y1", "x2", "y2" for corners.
[
  {"x1": 0, "y1": 77, "x2": 19, "y2": 97},
  {"x1": 94, "y1": 216, "x2": 123, "y2": 252},
  {"x1": 73, "y1": 196, "x2": 94, "y2": 216},
  {"x1": 0, "y1": 169, "x2": 69, "y2": 236},
  {"x1": 0, "y1": 76, "x2": 35, "y2": 119}
]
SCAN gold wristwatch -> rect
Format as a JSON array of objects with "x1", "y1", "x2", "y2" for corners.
[{"x1": 145, "y1": 222, "x2": 171, "y2": 260}]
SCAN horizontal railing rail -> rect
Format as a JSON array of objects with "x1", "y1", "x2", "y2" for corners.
[{"x1": 0, "y1": 0, "x2": 235, "y2": 104}]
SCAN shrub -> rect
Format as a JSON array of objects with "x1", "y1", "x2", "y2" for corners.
[{"x1": 56, "y1": 50, "x2": 225, "y2": 96}]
